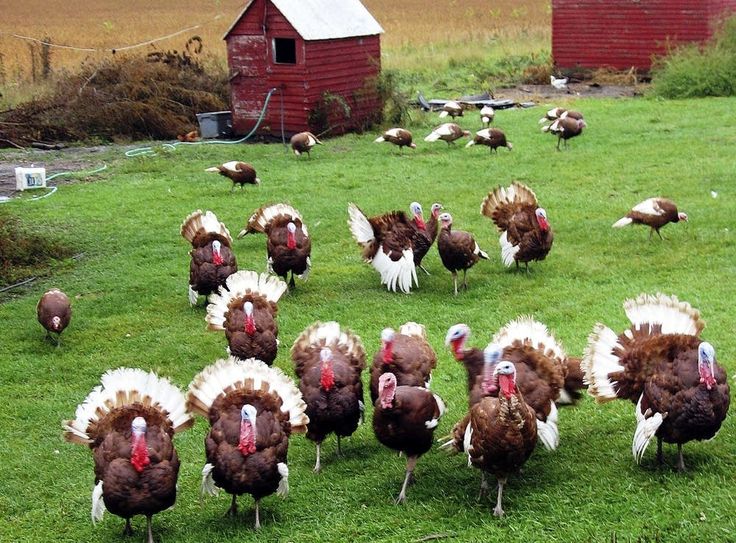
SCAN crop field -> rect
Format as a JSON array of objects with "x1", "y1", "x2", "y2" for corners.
[
  {"x1": 1, "y1": 96, "x2": 735, "y2": 542},
  {"x1": 0, "y1": 0, "x2": 548, "y2": 83}
]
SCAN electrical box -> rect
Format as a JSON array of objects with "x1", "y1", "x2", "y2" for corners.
[
  {"x1": 196, "y1": 111, "x2": 233, "y2": 139},
  {"x1": 15, "y1": 167, "x2": 47, "y2": 190}
]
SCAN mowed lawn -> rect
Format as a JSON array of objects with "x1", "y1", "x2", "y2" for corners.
[{"x1": 1, "y1": 96, "x2": 734, "y2": 543}]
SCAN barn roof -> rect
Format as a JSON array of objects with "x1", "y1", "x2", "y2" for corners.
[{"x1": 226, "y1": 0, "x2": 384, "y2": 40}]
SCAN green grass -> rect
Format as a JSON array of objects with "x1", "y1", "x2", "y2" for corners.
[{"x1": 0, "y1": 96, "x2": 735, "y2": 543}]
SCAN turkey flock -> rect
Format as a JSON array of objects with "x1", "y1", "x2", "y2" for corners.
[{"x1": 44, "y1": 103, "x2": 729, "y2": 542}]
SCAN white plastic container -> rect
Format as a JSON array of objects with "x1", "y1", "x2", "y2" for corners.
[{"x1": 15, "y1": 167, "x2": 46, "y2": 190}]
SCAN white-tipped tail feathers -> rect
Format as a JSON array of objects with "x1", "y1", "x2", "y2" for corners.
[
  {"x1": 290, "y1": 321, "x2": 366, "y2": 363},
  {"x1": 181, "y1": 209, "x2": 232, "y2": 245},
  {"x1": 623, "y1": 293, "x2": 705, "y2": 336},
  {"x1": 481, "y1": 182, "x2": 539, "y2": 220},
  {"x1": 499, "y1": 231, "x2": 520, "y2": 267},
  {"x1": 241, "y1": 204, "x2": 307, "y2": 238},
  {"x1": 492, "y1": 316, "x2": 567, "y2": 366},
  {"x1": 91, "y1": 481, "x2": 106, "y2": 524},
  {"x1": 536, "y1": 402, "x2": 559, "y2": 451},
  {"x1": 186, "y1": 357, "x2": 309, "y2": 431},
  {"x1": 632, "y1": 394, "x2": 666, "y2": 464},
  {"x1": 582, "y1": 323, "x2": 624, "y2": 402},
  {"x1": 372, "y1": 247, "x2": 418, "y2": 293},
  {"x1": 206, "y1": 271, "x2": 287, "y2": 331},
  {"x1": 201, "y1": 463, "x2": 219, "y2": 497},
  {"x1": 347, "y1": 203, "x2": 375, "y2": 249},
  {"x1": 62, "y1": 368, "x2": 193, "y2": 445},
  {"x1": 612, "y1": 217, "x2": 633, "y2": 228},
  {"x1": 398, "y1": 321, "x2": 426, "y2": 339}
]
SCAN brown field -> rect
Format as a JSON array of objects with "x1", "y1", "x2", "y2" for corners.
[{"x1": 0, "y1": 0, "x2": 549, "y2": 84}]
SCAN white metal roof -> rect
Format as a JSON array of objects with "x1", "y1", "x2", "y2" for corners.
[{"x1": 226, "y1": 0, "x2": 383, "y2": 41}]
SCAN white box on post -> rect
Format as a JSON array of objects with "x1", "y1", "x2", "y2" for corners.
[{"x1": 15, "y1": 167, "x2": 47, "y2": 191}]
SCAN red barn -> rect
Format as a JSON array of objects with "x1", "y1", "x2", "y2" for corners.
[
  {"x1": 224, "y1": 0, "x2": 383, "y2": 137},
  {"x1": 552, "y1": 0, "x2": 736, "y2": 73}
]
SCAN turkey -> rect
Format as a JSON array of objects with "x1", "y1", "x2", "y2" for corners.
[
  {"x1": 543, "y1": 116, "x2": 587, "y2": 150},
  {"x1": 181, "y1": 210, "x2": 238, "y2": 306},
  {"x1": 290, "y1": 321, "x2": 366, "y2": 472},
  {"x1": 582, "y1": 293, "x2": 730, "y2": 471},
  {"x1": 437, "y1": 212, "x2": 489, "y2": 295},
  {"x1": 205, "y1": 161, "x2": 260, "y2": 191},
  {"x1": 424, "y1": 123, "x2": 470, "y2": 145},
  {"x1": 465, "y1": 128, "x2": 513, "y2": 153},
  {"x1": 612, "y1": 197, "x2": 688, "y2": 240},
  {"x1": 550, "y1": 75, "x2": 569, "y2": 90},
  {"x1": 347, "y1": 202, "x2": 424, "y2": 293},
  {"x1": 369, "y1": 322, "x2": 437, "y2": 403},
  {"x1": 409, "y1": 201, "x2": 443, "y2": 275},
  {"x1": 177, "y1": 130, "x2": 199, "y2": 142},
  {"x1": 374, "y1": 128, "x2": 416, "y2": 150},
  {"x1": 37, "y1": 288, "x2": 72, "y2": 346},
  {"x1": 481, "y1": 181, "x2": 553, "y2": 272},
  {"x1": 480, "y1": 105, "x2": 495, "y2": 127},
  {"x1": 206, "y1": 270, "x2": 287, "y2": 365},
  {"x1": 63, "y1": 368, "x2": 193, "y2": 543},
  {"x1": 438, "y1": 100, "x2": 463, "y2": 119},
  {"x1": 290, "y1": 131, "x2": 322, "y2": 157},
  {"x1": 238, "y1": 203, "x2": 311, "y2": 289},
  {"x1": 538, "y1": 107, "x2": 583, "y2": 124},
  {"x1": 373, "y1": 372, "x2": 445, "y2": 503},
  {"x1": 440, "y1": 353, "x2": 537, "y2": 517},
  {"x1": 187, "y1": 357, "x2": 308, "y2": 528}
]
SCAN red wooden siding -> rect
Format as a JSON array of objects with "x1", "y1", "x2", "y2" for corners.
[
  {"x1": 552, "y1": 0, "x2": 736, "y2": 72},
  {"x1": 225, "y1": 0, "x2": 382, "y2": 136}
]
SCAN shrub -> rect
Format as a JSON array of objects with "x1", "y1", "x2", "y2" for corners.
[
  {"x1": 0, "y1": 211, "x2": 76, "y2": 286},
  {"x1": 651, "y1": 15, "x2": 736, "y2": 98}
]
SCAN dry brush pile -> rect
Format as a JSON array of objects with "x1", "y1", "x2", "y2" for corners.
[{"x1": 0, "y1": 51, "x2": 229, "y2": 147}]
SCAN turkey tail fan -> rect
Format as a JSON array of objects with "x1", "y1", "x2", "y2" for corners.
[
  {"x1": 206, "y1": 270, "x2": 287, "y2": 331},
  {"x1": 347, "y1": 203, "x2": 378, "y2": 261},
  {"x1": 372, "y1": 248, "x2": 418, "y2": 293},
  {"x1": 305, "y1": 132, "x2": 322, "y2": 145},
  {"x1": 290, "y1": 321, "x2": 366, "y2": 376},
  {"x1": 557, "y1": 357, "x2": 586, "y2": 405},
  {"x1": 536, "y1": 402, "x2": 559, "y2": 451},
  {"x1": 424, "y1": 132, "x2": 441, "y2": 142},
  {"x1": 398, "y1": 321, "x2": 427, "y2": 339},
  {"x1": 623, "y1": 293, "x2": 705, "y2": 337},
  {"x1": 612, "y1": 217, "x2": 633, "y2": 228},
  {"x1": 581, "y1": 323, "x2": 625, "y2": 402},
  {"x1": 186, "y1": 356, "x2": 309, "y2": 432},
  {"x1": 492, "y1": 316, "x2": 567, "y2": 367},
  {"x1": 63, "y1": 368, "x2": 193, "y2": 445},
  {"x1": 181, "y1": 210, "x2": 233, "y2": 246},
  {"x1": 481, "y1": 182, "x2": 539, "y2": 220},
  {"x1": 239, "y1": 203, "x2": 305, "y2": 238}
]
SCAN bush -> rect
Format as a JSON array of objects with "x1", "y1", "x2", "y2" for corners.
[
  {"x1": 651, "y1": 15, "x2": 736, "y2": 98},
  {"x1": 0, "y1": 211, "x2": 76, "y2": 286}
]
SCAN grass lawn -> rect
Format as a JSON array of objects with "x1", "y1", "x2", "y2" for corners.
[{"x1": 1, "y1": 96, "x2": 734, "y2": 543}]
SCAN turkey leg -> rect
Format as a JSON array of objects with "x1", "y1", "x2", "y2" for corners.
[
  {"x1": 314, "y1": 443, "x2": 321, "y2": 473},
  {"x1": 395, "y1": 455, "x2": 417, "y2": 504},
  {"x1": 122, "y1": 518, "x2": 133, "y2": 536},
  {"x1": 254, "y1": 499, "x2": 261, "y2": 529},
  {"x1": 145, "y1": 515, "x2": 154, "y2": 543},
  {"x1": 493, "y1": 477, "x2": 507, "y2": 517},
  {"x1": 452, "y1": 272, "x2": 458, "y2": 296},
  {"x1": 676, "y1": 443, "x2": 686, "y2": 472}
]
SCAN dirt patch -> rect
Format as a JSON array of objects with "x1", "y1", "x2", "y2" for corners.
[{"x1": 494, "y1": 82, "x2": 645, "y2": 103}]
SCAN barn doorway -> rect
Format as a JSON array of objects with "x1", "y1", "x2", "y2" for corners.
[{"x1": 273, "y1": 38, "x2": 297, "y2": 64}]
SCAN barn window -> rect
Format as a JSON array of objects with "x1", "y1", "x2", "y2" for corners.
[{"x1": 273, "y1": 38, "x2": 297, "y2": 64}]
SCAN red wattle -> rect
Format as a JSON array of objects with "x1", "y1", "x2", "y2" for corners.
[
  {"x1": 450, "y1": 339, "x2": 464, "y2": 360},
  {"x1": 382, "y1": 343, "x2": 393, "y2": 364},
  {"x1": 499, "y1": 374, "x2": 516, "y2": 399},
  {"x1": 287, "y1": 231, "x2": 296, "y2": 250},
  {"x1": 212, "y1": 250, "x2": 224, "y2": 266},
  {"x1": 130, "y1": 434, "x2": 150, "y2": 473},
  {"x1": 320, "y1": 362, "x2": 335, "y2": 391},
  {"x1": 238, "y1": 419, "x2": 256, "y2": 456},
  {"x1": 414, "y1": 216, "x2": 426, "y2": 230},
  {"x1": 245, "y1": 315, "x2": 256, "y2": 335}
]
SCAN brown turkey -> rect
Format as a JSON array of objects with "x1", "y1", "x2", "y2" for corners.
[
  {"x1": 369, "y1": 322, "x2": 437, "y2": 404},
  {"x1": 441, "y1": 356, "x2": 537, "y2": 517},
  {"x1": 409, "y1": 202, "x2": 443, "y2": 275},
  {"x1": 373, "y1": 372, "x2": 445, "y2": 503},
  {"x1": 290, "y1": 131, "x2": 322, "y2": 157},
  {"x1": 612, "y1": 197, "x2": 688, "y2": 240},
  {"x1": 582, "y1": 293, "x2": 730, "y2": 471},
  {"x1": 63, "y1": 368, "x2": 193, "y2": 543},
  {"x1": 437, "y1": 212, "x2": 489, "y2": 295},
  {"x1": 347, "y1": 202, "x2": 427, "y2": 293},
  {"x1": 480, "y1": 105, "x2": 495, "y2": 127},
  {"x1": 206, "y1": 270, "x2": 287, "y2": 365},
  {"x1": 187, "y1": 357, "x2": 308, "y2": 528},
  {"x1": 538, "y1": 107, "x2": 584, "y2": 124},
  {"x1": 424, "y1": 123, "x2": 470, "y2": 145},
  {"x1": 481, "y1": 181, "x2": 553, "y2": 272},
  {"x1": 238, "y1": 203, "x2": 312, "y2": 289},
  {"x1": 543, "y1": 116, "x2": 586, "y2": 150},
  {"x1": 205, "y1": 161, "x2": 260, "y2": 191},
  {"x1": 465, "y1": 128, "x2": 512, "y2": 153},
  {"x1": 181, "y1": 210, "x2": 238, "y2": 306},
  {"x1": 374, "y1": 128, "x2": 416, "y2": 150},
  {"x1": 438, "y1": 100, "x2": 463, "y2": 119},
  {"x1": 37, "y1": 288, "x2": 71, "y2": 346},
  {"x1": 290, "y1": 321, "x2": 366, "y2": 472}
]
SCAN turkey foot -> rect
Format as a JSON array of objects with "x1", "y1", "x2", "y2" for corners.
[
  {"x1": 676, "y1": 444, "x2": 686, "y2": 472},
  {"x1": 226, "y1": 494, "x2": 238, "y2": 517},
  {"x1": 395, "y1": 456, "x2": 417, "y2": 504}
]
